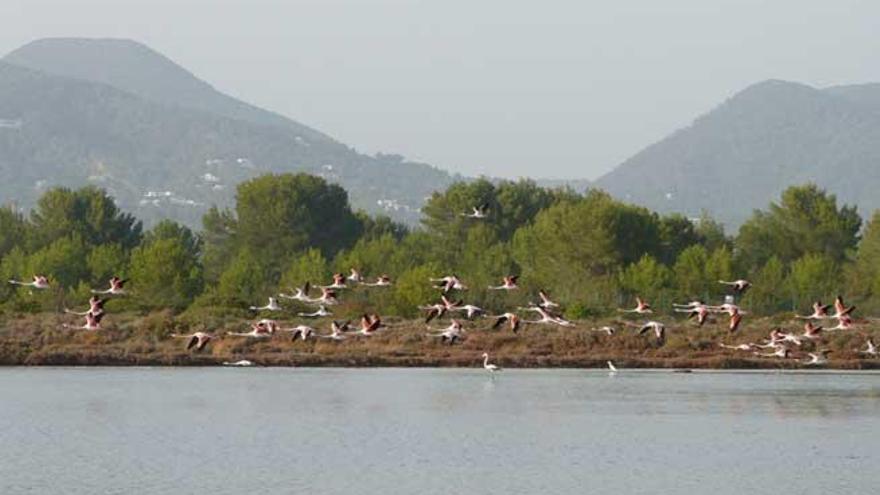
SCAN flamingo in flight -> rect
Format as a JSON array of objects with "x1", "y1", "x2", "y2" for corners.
[
  {"x1": 804, "y1": 350, "x2": 830, "y2": 365},
  {"x1": 310, "y1": 287, "x2": 339, "y2": 306},
  {"x1": 491, "y1": 312, "x2": 521, "y2": 333},
  {"x1": 719, "y1": 279, "x2": 751, "y2": 294},
  {"x1": 795, "y1": 301, "x2": 831, "y2": 320},
  {"x1": 322, "y1": 273, "x2": 348, "y2": 290},
  {"x1": 422, "y1": 302, "x2": 451, "y2": 323},
  {"x1": 860, "y1": 339, "x2": 877, "y2": 356},
  {"x1": 321, "y1": 320, "x2": 350, "y2": 340},
  {"x1": 489, "y1": 275, "x2": 519, "y2": 291},
  {"x1": 727, "y1": 311, "x2": 744, "y2": 333},
  {"x1": 638, "y1": 321, "x2": 666, "y2": 341},
  {"x1": 351, "y1": 314, "x2": 384, "y2": 336},
  {"x1": 521, "y1": 305, "x2": 575, "y2": 327},
  {"x1": 719, "y1": 342, "x2": 758, "y2": 351},
  {"x1": 92, "y1": 276, "x2": 127, "y2": 295},
  {"x1": 831, "y1": 295, "x2": 855, "y2": 319},
  {"x1": 62, "y1": 311, "x2": 104, "y2": 331},
  {"x1": 592, "y1": 326, "x2": 616, "y2": 335},
  {"x1": 675, "y1": 302, "x2": 709, "y2": 326},
  {"x1": 537, "y1": 290, "x2": 560, "y2": 310},
  {"x1": 427, "y1": 320, "x2": 465, "y2": 344},
  {"x1": 824, "y1": 316, "x2": 854, "y2": 332},
  {"x1": 767, "y1": 328, "x2": 803, "y2": 346},
  {"x1": 709, "y1": 302, "x2": 743, "y2": 317},
  {"x1": 171, "y1": 332, "x2": 215, "y2": 351},
  {"x1": 431, "y1": 275, "x2": 467, "y2": 293},
  {"x1": 801, "y1": 322, "x2": 823, "y2": 340},
  {"x1": 298, "y1": 305, "x2": 332, "y2": 318},
  {"x1": 619, "y1": 297, "x2": 652, "y2": 314},
  {"x1": 363, "y1": 274, "x2": 393, "y2": 287},
  {"x1": 754, "y1": 345, "x2": 791, "y2": 359},
  {"x1": 461, "y1": 203, "x2": 489, "y2": 219},
  {"x1": 279, "y1": 282, "x2": 311, "y2": 301},
  {"x1": 282, "y1": 325, "x2": 317, "y2": 341},
  {"x1": 451, "y1": 303, "x2": 485, "y2": 319},
  {"x1": 9, "y1": 275, "x2": 49, "y2": 290},
  {"x1": 249, "y1": 297, "x2": 282, "y2": 312},
  {"x1": 482, "y1": 353, "x2": 501, "y2": 374},
  {"x1": 64, "y1": 296, "x2": 107, "y2": 316},
  {"x1": 227, "y1": 319, "x2": 277, "y2": 338}
]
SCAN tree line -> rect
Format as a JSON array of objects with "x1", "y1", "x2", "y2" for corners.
[{"x1": 1, "y1": 174, "x2": 877, "y2": 318}]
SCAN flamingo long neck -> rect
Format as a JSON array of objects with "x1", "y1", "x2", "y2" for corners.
[{"x1": 483, "y1": 355, "x2": 489, "y2": 367}]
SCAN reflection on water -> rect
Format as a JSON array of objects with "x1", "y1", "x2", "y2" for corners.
[{"x1": 0, "y1": 368, "x2": 877, "y2": 494}]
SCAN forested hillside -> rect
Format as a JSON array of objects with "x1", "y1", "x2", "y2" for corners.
[
  {"x1": 596, "y1": 80, "x2": 880, "y2": 228},
  {"x1": 0, "y1": 38, "x2": 456, "y2": 227}
]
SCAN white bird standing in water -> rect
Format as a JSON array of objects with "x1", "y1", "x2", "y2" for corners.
[
  {"x1": 223, "y1": 360, "x2": 254, "y2": 367},
  {"x1": 607, "y1": 361, "x2": 618, "y2": 374},
  {"x1": 482, "y1": 352, "x2": 501, "y2": 374}
]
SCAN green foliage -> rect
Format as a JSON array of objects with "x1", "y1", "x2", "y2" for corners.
[
  {"x1": 705, "y1": 246, "x2": 734, "y2": 286},
  {"x1": 200, "y1": 206, "x2": 237, "y2": 285},
  {"x1": 657, "y1": 214, "x2": 701, "y2": 265},
  {"x1": 741, "y1": 257, "x2": 787, "y2": 313},
  {"x1": 786, "y1": 253, "x2": 840, "y2": 309},
  {"x1": 389, "y1": 263, "x2": 441, "y2": 318},
  {"x1": 29, "y1": 186, "x2": 142, "y2": 250},
  {"x1": 513, "y1": 190, "x2": 660, "y2": 289},
  {"x1": 736, "y1": 184, "x2": 861, "y2": 270},
  {"x1": 335, "y1": 234, "x2": 401, "y2": 278},
  {"x1": 849, "y1": 211, "x2": 880, "y2": 307},
  {"x1": 280, "y1": 249, "x2": 330, "y2": 290},
  {"x1": 0, "y1": 206, "x2": 28, "y2": 259},
  {"x1": 234, "y1": 173, "x2": 362, "y2": 270},
  {"x1": 672, "y1": 245, "x2": 711, "y2": 300},
  {"x1": 619, "y1": 255, "x2": 672, "y2": 305},
  {"x1": 87, "y1": 244, "x2": 129, "y2": 284},
  {"x1": 215, "y1": 248, "x2": 271, "y2": 305},
  {"x1": 26, "y1": 235, "x2": 90, "y2": 288},
  {"x1": 129, "y1": 237, "x2": 203, "y2": 310}
]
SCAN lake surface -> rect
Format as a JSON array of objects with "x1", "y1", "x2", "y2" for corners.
[{"x1": 1, "y1": 368, "x2": 877, "y2": 494}]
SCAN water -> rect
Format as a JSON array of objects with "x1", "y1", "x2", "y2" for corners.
[{"x1": 1, "y1": 368, "x2": 877, "y2": 494}]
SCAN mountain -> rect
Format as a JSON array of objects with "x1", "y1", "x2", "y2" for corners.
[
  {"x1": 595, "y1": 79, "x2": 880, "y2": 229},
  {"x1": 0, "y1": 38, "x2": 457, "y2": 226}
]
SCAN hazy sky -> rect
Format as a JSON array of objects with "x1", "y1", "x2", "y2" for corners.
[{"x1": 2, "y1": 0, "x2": 879, "y2": 179}]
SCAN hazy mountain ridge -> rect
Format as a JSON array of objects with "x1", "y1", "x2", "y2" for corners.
[
  {"x1": 595, "y1": 79, "x2": 880, "y2": 228},
  {"x1": 0, "y1": 38, "x2": 457, "y2": 226}
]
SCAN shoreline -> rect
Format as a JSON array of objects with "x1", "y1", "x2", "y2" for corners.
[{"x1": 2, "y1": 312, "x2": 878, "y2": 370}]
